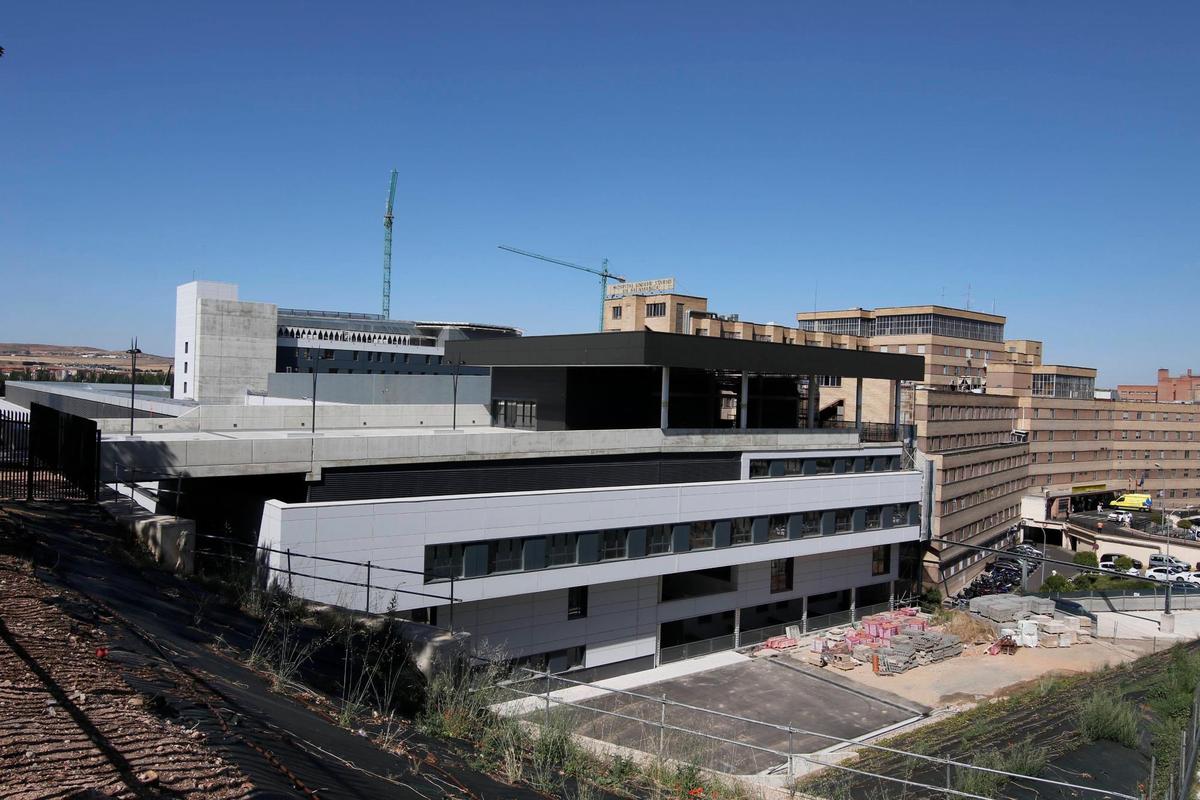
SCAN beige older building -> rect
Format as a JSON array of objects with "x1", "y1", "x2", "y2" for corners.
[{"x1": 603, "y1": 292, "x2": 1200, "y2": 596}]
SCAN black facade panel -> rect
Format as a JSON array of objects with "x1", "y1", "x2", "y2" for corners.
[
  {"x1": 672, "y1": 524, "x2": 691, "y2": 553},
  {"x1": 713, "y1": 520, "x2": 731, "y2": 548},
  {"x1": 751, "y1": 517, "x2": 769, "y2": 544},
  {"x1": 577, "y1": 532, "x2": 600, "y2": 564},
  {"x1": 307, "y1": 453, "x2": 742, "y2": 502},
  {"x1": 490, "y1": 367, "x2": 568, "y2": 431},
  {"x1": 463, "y1": 543, "x2": 489, "y2": 577},
  {"x1": 564, "y1": 366, "x2": 659, "y2": 430}
]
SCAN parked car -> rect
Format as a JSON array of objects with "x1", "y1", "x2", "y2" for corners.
[
  {"x1": 1149, "y1": 553, "x2": 1190, "y2": 570},
  {"x1": 1099, "y1": 559, "x2": 1140, "y2": 576},
  {"x1": 1011, "y1": 545, "x2": 1041, "y2": 557},
  {"x1": 1146, "y1": 566, "x2": 1188, "y2": 581},
  {"x1": 1101, "y1": 553, "x2": 1143, "y2": 570},
  {"x1": 1106, "y1": 511, "x2": 1134, "y2": 526},
  {"x1": 1174, "y1": 571, "x2": 1200, "y2": 585}
]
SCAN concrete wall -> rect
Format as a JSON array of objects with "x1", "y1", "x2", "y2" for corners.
[
  {"x1": 256, "y1": 465, "x2": 922, "y2": 614},
  {"x1": 266, "y1": 372, "x2": 491, "y2": 407},
  {"x1": 101, "y1": 427, "x2": 869, "y2": 481},
  {"x1": 174, "y1": 281, "x2": 238, "y2": 401},
  {"x1": 192, "y1": 297, "x2": 277, "y2": 404}
]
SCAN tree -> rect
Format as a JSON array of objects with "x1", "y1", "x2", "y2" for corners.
[
  {"x1": 1039, "y1": 574, "x2": 1071, "y2": 593},
  {"x1": 1072, "y1": 551, "x2": 1099, "y2": 568},
  {"x1": 1114, "y1": 556, "x2": 1134, "y2": 571}
]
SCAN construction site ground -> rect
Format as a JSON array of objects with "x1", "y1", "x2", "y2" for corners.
[
  {"x1": 0, "y1": 501, "x2": 550, "y2": 799},
  {"x1": 833, "y1": 608, "x2": 1200, "y2": 709},
  {"x1": 541, "y1": 654, "x2": 929, "y2": 775}
]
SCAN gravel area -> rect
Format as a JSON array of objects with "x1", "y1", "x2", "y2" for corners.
[{"x1": 0, "y1": 555, "x2": 252, "y2": 798}]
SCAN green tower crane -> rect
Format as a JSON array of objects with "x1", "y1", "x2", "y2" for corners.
[{"x1": 382, "y1": 169, "x2": 398, "y2": 319}]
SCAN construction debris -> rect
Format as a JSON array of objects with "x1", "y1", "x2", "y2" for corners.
[{"x1": 968, "y1": 594, "x2": 1056, "y2": 623}]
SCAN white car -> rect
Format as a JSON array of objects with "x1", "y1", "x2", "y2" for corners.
[
  {"x1": 1099, "y1": 560, "x2": 1140, "y2": 576},
  {"x1": 1175, "y1": 572, "x2": 1200, "y2": 585},
  {"x1": 1146, "y1": 566, "x2": 1188, "y2": 581}
]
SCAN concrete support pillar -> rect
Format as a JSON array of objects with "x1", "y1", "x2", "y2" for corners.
[
  {"x1": 733, "y1": 606, "x2": 741, "y2": 649},
  {"x1": 889, "y1": 580, "x2": 896, "y2": 611},
  {"x1": 801, "y1": 595, "x2": 808, "y2": 635},
  {"x1": 892, "y1": 380, "x2": 902, "y2": 427},
  {"x1": 738, "y1": 372, "x2": 749, "y2": 429},
  {"x1": 855, "y1": 377, "x2": 864, "y2": 430},
  {"x1": 850, "y1": 585, "x2": 857, "y2": 622},
  {"x1": 806, "y1": 374, "x2": 819, "y2": 429},
  {"x1": 660, "y1": 366, "x2": 670, "y2": 429}
]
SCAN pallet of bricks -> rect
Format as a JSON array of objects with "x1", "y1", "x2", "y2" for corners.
[
  {"x1": 968, "y1": 595, "x2": 1094, "y2": 648},
  {"x1": 799, "y1": 608, "x2": 963, "y2": 673}
]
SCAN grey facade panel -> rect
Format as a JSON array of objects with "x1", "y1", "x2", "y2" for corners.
[{"x1": 266, "y1": 372, "x2": 490, "y2": 406}]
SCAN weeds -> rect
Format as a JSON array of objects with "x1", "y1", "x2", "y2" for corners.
[
  {"x1": 1078, "y1": 690, "x2": 1140, "y2": 748},
  {"x1": 953, "y1": 737, "x2": 1047, "y2": 797}
]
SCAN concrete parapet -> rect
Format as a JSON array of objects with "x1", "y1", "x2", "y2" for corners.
[{"x1": 100, "y1": 497, "x2": 195, "y2": 575}]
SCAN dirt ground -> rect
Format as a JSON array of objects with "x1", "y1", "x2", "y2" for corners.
[
  {"x1": 0, "y1": 554, "x2": 251, "y2": 798},
  {"x1": 830, "y1": 637, "x2": 1154, "y2": 707}
]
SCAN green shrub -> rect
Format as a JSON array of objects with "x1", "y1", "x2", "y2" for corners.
[
  {"x1": 1072, "y1": 551, "x2": 1099, "y2": 568},
  {"x1": 1178, "y1": 518, "x2": 1193, "y2": 530},
  {"x1": 954, "y1": 737, "x2": 1048, "y2": 796},
  {"x1": 1039, "y1": 574, "x2": 1071, "y2": 593},
  {"x1": 1114, "y1": 555, "x2": 1135, "y2": 570},
  {"x1": 919, "y1": 587, "x2": 943, "y2": 612},
  {"x1": 1078, "y1": 691, "x2": 1139, "y2": 748}
]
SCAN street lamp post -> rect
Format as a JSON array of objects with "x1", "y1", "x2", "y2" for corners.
[
  {"x1": 125, "y1": 338, "x2": 142, "y2": 437},
  {"x1": 1155, "y1": 461, "x2": 1173, "y2": 621}
]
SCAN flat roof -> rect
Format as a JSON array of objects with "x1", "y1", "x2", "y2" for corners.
[
  {"x1": 445, "y1": 331, "x2": 924, "y2": 381},
  {"x1": 796, "y1": 305, "x2": 1006, "y2": 325}
]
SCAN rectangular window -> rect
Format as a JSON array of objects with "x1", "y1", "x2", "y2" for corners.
[
  {"x1": 770, "y1": 559, "x2": 794, "y2": 593},
  {"x1": 546, "y1": 533, "x2": 577, "y2": 567},
  {"x1": 689, "y1": 520, "x2": 714, "y2": 550},
  {"x1": 865, "y1": 507, "x2": 882, "y2": 530},
  {"x1": 182, "y1": 381, "x2": 187, "y2": 393},
  {"x1": 730, "y1": 517, "x2": 753, "y2": 545},
  {"x1": 661, "y1": 566, "x2": 735, "y2": 601},
  {"x1": 600, "y1": 530, "x2": 627, "y2": 560},
  {"x1": 768, "y1": 514, "x2": 789, "y2": 541},
  {"x1": 834, "y1": 510, "x2": 852, "y2": 533},
  {"x1": 184, "y1": 341, "x2": 188, "y2": 354},
  {"x1": 424, "y1": 544, "x2": 464, "y2": 581},
  {"x1": 872, "y1": 544, "x2": 891, "y2": 576},
  {"x1": 646, "y1": 525, "x2": 671, "y2": 555},
  {"x1": 646, "y1": 302, "x2": 667, "y2": 317},
  {"x1": 493, "y1": 399, "x2": 537, "y2": 430},
  {"x1": 567, "y1": 586, "x2": 588, "y2": 620},
  {"x1": 183, "y1": 361, "x2": 188, "y2": 373},
  {"x1": 488, "y1": 539, "x2": 522, "y2": 574},
  {"x1": 891, "y1": 505, "x2": 907, "y2": 527},
  {"x1": 814, "y1": 458, "x2": 834, "y2": 474},
  {"x1": 611, "y1": 305, "x2": 622, "y2": 320}
]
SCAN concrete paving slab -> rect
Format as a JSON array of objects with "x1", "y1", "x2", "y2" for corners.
[{"x1": 537, "y1": 656, "x2": 925, "y2": 775}]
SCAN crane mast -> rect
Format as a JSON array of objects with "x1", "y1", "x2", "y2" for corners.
[
  {"x1": 382, "y1": 169, "x2": 398, "y2": 319},
  {"x1": 497, "y1": 245, "x2": 625, "y2": 331}
]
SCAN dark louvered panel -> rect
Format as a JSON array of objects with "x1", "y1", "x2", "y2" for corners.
[{"x1": 307, "y1": 453, "x2": 741, "y2": 502}]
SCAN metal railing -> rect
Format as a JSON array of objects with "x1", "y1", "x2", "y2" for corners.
[
  {"x1": 1160, "y1": 680, "x2": 1200, "y2": 800},
  {"x1": 492, "y1": 666, "x2": 1140, "y2": 799},
  {"x1": 659, "y1": 601, "x2": 896, "y2": 665},
  {"x1": 820, "y1": 419, "x2": 914, "y2": 443}
]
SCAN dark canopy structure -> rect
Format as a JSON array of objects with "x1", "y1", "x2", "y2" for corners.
[{"x1": 445, "y1": 332, "x2": 924, "y2": 432}]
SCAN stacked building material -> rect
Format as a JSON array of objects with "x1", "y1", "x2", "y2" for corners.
[
  {"x1": 969, "y1": 594, "x2": 1056, "y2": 623},
  {"x1": 872, "y1": 631, "x2": 963, "y2": 674}
]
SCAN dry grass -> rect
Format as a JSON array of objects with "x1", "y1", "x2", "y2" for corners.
[{"x1": 940, "y1": 611, "x2": 996, "y2": 645}]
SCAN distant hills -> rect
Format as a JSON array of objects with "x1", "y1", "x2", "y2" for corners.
[{"x1": 0, "y1": 343, "x2": 172, "y2": 375}]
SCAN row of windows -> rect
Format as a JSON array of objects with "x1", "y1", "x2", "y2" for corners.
[
  {"x1": 748, "y1": 454, "x2": 904, "y2": 479},
  {"x1": 295, "y1": 347, "x2": 440, "y2": 366},
  {"x1": 1032, "y1": 374, "x2": 1096, "y2": 400},
  {"x1": 942, "y1": 454, "x2": 1028, "y2": 484},
  {"x1": 942, "y1": 531, "x2": 1018, "y2": 576},
  {"x1": 423, "y1": 504, "x2": 921, "y2": 581},
  {"x1": 1030, "y1": 469, "x2": 1199, "y2": 485},
  {"x1": 1033, "y1": 407, "x2": 1199, "y2": 423},
  {"x1": 926, "y1": 431, "x2": 1020, "y2": 452},
  {"x1": 940, "y1": 504, "x2": 1020, "y2": 545},
  {"x1": 1025, "y1": 429, "x2": 1199, "y2": 442},
  {"x1": 928, "y1": 405, "x2": 1019, "y2": 421},
  {"x1": 942, "y1": 477, "x2": 1029, "y2": 515},
  {"x1": 279, "y1": 326, "x2": 437, "y2": 348}
]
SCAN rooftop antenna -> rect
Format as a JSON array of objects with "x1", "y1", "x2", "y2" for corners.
[{"x1": 382, "y1": 169, "x2": 398, "y2": 319}]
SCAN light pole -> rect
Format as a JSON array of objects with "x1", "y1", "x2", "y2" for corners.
[
  {"x1": 125, "y1": 338, "x2": 142, "y2": 437},
  {"x1": 1155, "y1": 461, "x2": 1173, "y2": 621}
]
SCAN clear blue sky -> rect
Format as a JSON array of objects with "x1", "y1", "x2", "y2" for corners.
[{"x1": 2, "y1": 2, "x2": 1196, "y2": 384}]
